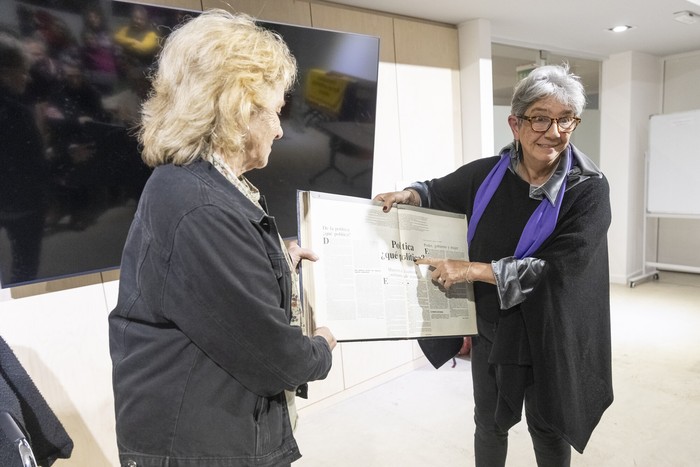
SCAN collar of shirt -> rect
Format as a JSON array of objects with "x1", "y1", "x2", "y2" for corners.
[
  {"x1": 508, "y1": 146, "x2": 592, "y2": 206},
  {"x1": 207, "y1": 152, "x2": 264, "y2": 211}
]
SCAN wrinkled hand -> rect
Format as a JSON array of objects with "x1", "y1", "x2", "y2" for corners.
[
  {"x1": 373, "y1": 190, "x2": 415, "y2": 213},
  {"x1": 415, "y1": 257, "x2": 470, "y2": 289},
  {"x1": 313, "y1": 326, "x2": 337, "y2": 350},
  {"x1": 286, "y1": 240, "x2": 319, "y2": 269}
]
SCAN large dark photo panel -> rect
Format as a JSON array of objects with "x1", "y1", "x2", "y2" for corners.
[
  {"x1": 245, "y1": 22, "x2": 379, "y2": 238},
  {"x1": 0, "y1": 0, "x2": 379, "y2": 288}
]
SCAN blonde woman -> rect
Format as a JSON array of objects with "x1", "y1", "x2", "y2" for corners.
[{"x1": 109, "y1": 10, "x2": 336, "y2": 467}]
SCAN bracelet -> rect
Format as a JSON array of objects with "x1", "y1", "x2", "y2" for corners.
[{"x1": 465, "y1": 263, "x2": 474, "y2": 283}]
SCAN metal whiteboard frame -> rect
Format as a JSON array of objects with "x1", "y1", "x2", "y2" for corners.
[{"x1": 628, "y1": 150, "x2": 700, "y2": 287}]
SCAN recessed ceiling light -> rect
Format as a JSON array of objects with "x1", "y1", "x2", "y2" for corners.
[
  {"x1": 609, "y1": 25, "x2": 633, "y2": 33},
  {"x1": 674, "y1": 11, "x2": 698, "y2": 24}
]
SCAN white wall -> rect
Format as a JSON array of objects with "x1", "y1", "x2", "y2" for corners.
[
  {"x1": 601, "y1": 48, "x2": 700, "y2": 283},
  {"x1": 600, "y1": 52, "x2": 663, "y2": 284},
  {"x1": 391, "y1": 18, "x2": 463, "y2": 181},
  {"x1": 458, "y1": 19, "x2": 494, "y2": 163},
  {"x1": 493, "y1": 105, "x2": 512, "y2": 154},
  {"x1": 0, "y1": 282, "x2": 119, "y2": 465},
  {"x1": 571, "y1": 109, "x2": 601, "y2": 166}
]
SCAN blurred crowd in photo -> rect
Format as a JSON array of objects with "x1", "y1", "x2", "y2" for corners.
[{"x1": 0, "y1": 0, "x2": 193, "y2": 284}]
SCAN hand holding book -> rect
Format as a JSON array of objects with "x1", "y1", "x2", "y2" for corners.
[{"x1": 297, "y1": 190, "x2": 477, "y2": 342}]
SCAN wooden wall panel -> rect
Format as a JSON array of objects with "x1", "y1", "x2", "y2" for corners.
[
  {"x1": 128, "y1": 0, "x2": 202, "y2": 11},
  {"x1": 202, "y1": 0, "x2": 312, "y2": 25},
  {"x1": 10, "y1": 273, "x2": 103, "y2": 299},
  {"x1": 394, "y1": 18, "x2": 458, "y2": 69},
  {"x1": 310, "y1": 3, "x2": 395, "y2": 63}
]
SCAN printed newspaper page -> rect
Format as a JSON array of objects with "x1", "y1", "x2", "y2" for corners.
[{"x1": 297, "y1": 190, "x2": 477, "y2": 342}]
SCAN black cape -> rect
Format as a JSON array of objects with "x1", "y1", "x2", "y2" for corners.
[{"x1": 417, "y1": 146, "x2": 613, "y2": 453}]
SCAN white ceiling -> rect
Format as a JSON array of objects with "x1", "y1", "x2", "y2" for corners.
[{"x1": 323, "y1": 0, "x2": 700, "y2": 59}]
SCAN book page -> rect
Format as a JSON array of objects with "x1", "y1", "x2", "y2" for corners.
[
  {"x1": 298, "y1": 191, "x2": 477, "y2": 341},
  {"x1": 397, "y1": 205, "x2": 477, "y2": 338}
]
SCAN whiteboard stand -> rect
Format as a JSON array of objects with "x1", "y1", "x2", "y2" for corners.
[
  {"x1": 627, "y1": 221, "x2": 658, "y2": 288},
  {"x1": 628, "y1": 151, "x2": 659, "y2": 288},
  {"x1": 633, "y1": 110, "x2": 700, "y2": 286},
  {"x1": 632, "y1": 213, "x2": 700, "y2": 287},
  {"x1": 628, "y1": 115, "x2": 700, "y2": 288}
]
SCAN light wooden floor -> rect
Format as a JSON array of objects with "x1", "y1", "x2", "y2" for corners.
[{"x1": 293, "y1": 272, "x2": 700, "y2": 466}]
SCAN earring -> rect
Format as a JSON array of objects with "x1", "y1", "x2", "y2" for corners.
[{"x1": 515, "y1": 140, "x2": 520, "y2": 153}]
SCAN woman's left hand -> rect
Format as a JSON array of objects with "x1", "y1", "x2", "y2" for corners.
[
  {"x1": 415, "y1": 257, "x2": 469, "y2": 288},
  {"x1": 416, "y1": 257, "x2": 496, "y2": 287},
  {"x1": 287, "y1": 240, "x2": 319, "y2": 269}
]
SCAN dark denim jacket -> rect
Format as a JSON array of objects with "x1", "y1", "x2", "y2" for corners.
[{"x1": 109, "y1": 160, "x2": 332, "y2": 466}]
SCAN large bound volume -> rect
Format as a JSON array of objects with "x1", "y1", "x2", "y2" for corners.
[{"x1": 297, "y1": 190, "x2": 477, "y2": 342}]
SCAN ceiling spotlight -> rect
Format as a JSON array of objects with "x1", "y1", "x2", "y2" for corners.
[
  {"x1": 609, "y1": 25, "x2": 633, "y2": 33},
  {"x1": 674, "y1": 11, "x2": 698, "y2": 24}
]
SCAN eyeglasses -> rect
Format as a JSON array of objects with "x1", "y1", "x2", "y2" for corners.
[{"x1": 517, "y1": 115, "x2": 581, "y2": 133}]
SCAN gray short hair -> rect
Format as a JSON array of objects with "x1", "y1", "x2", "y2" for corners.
[{"x1": 510, "y1": 64, "x2": 586, "y2": 117}]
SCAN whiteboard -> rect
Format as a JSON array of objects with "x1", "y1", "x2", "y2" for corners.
[{"x1": 647, "y1": 109, "x2": 700, "y2": 217}]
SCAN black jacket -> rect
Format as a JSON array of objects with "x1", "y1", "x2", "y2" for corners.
[
  {"x1": 415, "y1": 147, "x2": 612, "y2": 453},
  {"x1": 109, "y1": 160, "x2": 332, "y2": 466}
]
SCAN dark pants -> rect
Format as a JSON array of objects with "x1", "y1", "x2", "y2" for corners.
[{"x1": 471, "y1": 335, "x2": 571, "y2": 467}]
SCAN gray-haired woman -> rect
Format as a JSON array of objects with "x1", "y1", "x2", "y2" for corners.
[{"x1": 375, "y1": 64, "x2": 612, "y2": 466}]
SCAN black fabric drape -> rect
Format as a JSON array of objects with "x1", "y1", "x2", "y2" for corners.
[{"x1": 0, "y1": 337, "x2": 73, "y2": 466}]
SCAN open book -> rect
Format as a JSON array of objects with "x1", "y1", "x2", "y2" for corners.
[{"x1": 297, "y1": 190, "x2": 477, "y2": 342}]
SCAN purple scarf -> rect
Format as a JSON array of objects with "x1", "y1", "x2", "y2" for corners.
[{"x1": 467, "y1": 146, "x2": 572, "y2": 258}]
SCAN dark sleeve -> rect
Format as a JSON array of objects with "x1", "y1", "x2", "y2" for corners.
[
  {"x1": 162, "y1": 205, "x2": 332, "y2": 397},
  {"x1": 492, "y1": 256, "x2": 546, "y2": 309},
  {"x1": 409, "y1": 156, "x2": 500, "y2": 217}
]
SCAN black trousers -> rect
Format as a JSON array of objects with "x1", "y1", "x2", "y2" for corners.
[{"x1": 471, "y1": 335, "x2": 571, "y2": 467}]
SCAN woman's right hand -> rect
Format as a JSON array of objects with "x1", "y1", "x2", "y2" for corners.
[
  {"x1": 373, "y1": 189, "x2": 418, "y2": 213},
  {"x1": 314, "y1": 327, "x2": 337, "y2": 350}
]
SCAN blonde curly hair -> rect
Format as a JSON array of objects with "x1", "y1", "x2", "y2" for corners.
[{"x1": 138, "y1": 9, "x2": 297, "y2": 167}]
